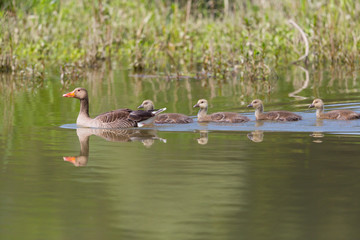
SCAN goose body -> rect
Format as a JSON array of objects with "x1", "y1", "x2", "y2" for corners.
[
  {"x1": 138, "y1": 100, "x2": 193, "y2": 124},
  {"x1": 193, "y1": 99, "x2": 250, "y2": 123},
  {"x1": 63, "y1": 88, "x2": 165, "y2": 128},
  {"x1": 309, "y1": 99, "x2": 360, "y2": 120},
  {"x1": 248, "y1": 99, "x2": 302, "y2": 121}
]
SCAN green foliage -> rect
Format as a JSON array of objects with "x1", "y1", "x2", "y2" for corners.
[{"x1": 1, "y1": 0, "x2": 359, "y2": 77}]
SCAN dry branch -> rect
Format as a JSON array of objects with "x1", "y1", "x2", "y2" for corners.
[{"x1": 288, "y1": 19, "x2": 309, "y2": 64}]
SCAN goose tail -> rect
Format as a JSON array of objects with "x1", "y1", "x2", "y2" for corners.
[
  {"x1": 152, "y1": 107, "x2": 167, "y2": 115},
  {"x1": 137, "y1": 108, "x2": 167, "y2": 127}
]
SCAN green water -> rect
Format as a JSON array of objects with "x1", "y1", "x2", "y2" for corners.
[{"x1": 1, "y1": 67, "x2": 360, "y2": 240}]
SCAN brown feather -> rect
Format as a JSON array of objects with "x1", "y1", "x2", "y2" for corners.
[
  {"x1": 138, "y1": 100, "x2": 192, "y2": 124},
  {"x1": 320, "y1": 110, "x2": 360, "y2": 120},
  {"x1": 258, "y1": 111, "x2": 302, "y2": 121},
  {"x1": 209, "y1": 112, "x2": 250, "y2": 123},
  {"x1": 155, "y1": 113, "x2": 193, "y2": 124},
  {"x1": 94, "y1": 109, "x2": 132, "y2": 123},
  {"x1": 129, "y1": 110, "x2": 156, "y2": 122}
]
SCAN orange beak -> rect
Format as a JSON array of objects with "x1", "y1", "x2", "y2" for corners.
[
  {"x1": 63, "y1": 156, "x2": 76, "y2": 163},
  {"x1": 63, "y1": 91, "x2": 75, "y2": 97}
]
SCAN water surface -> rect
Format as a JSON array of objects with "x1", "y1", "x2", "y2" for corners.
[{"x1": 1, "y1": 67, "x2": 360, "y2": 239}]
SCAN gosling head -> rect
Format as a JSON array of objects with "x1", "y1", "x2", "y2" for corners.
[
  {"x1": 63, "y1": 87, "x2": 88, "y2": 100},
  {"x1": 138, "y1": 100, "x2": 155, "y2": 111},
  {"x1": 193, "y1": 99, "x2": 208, "y2": 109},
  {"x1": 309, "y1": 99, "x2": 324, "y2": 109},
  {"x1": 247, "y1": 99, "x2": 263, "y2": 110}
]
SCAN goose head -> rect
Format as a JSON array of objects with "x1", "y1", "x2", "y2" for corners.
[
  {"x1": 309, "y1": 99, "x2": 324, "y2": 109},
  {"x1": 193, "y1": 99, "x2": 208, "y2": 109},
  {"x1": 247, "y1": 99, "x2": 263, "y2": 110},
  {"x1": 63, "y1": 156, "x2": 88, "y2": 167},
  {"x1": 63, "y1": 88, "x2": 88, "y2": 100},
  {"x1": 138, "y1": 100, "x2": 155, "y2": 111}
]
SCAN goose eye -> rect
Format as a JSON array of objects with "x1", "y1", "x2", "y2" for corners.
[{"x1": 77, "y1": 89, "x2": 81, "y2": 92}]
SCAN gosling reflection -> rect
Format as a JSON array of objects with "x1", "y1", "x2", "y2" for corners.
[
  {"x1": 197, "y1": 130, "x2": 209, "y2": 145},
  {"x1": 255, "y1": 121, "x2": 265, "y2": 127},
  {"x1": 315, "y1": 119, "x2": 324, "y2": 127},
  {"x1": 310, "y1": 132, "x2": 324, "y2": 143},
  {"x1": 311, "y1": 119, "x2": 325, "y2": 143},
  {"x1": 63, "y1": 128, "x2": 166, "y2": 166},
  {"x1": 247, "y1": 130, "x2": 264, "y2": 143}
]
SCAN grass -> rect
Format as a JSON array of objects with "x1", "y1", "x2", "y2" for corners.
[{"x1": 0, "y1": 0, "x2": 359, "y2": 79}]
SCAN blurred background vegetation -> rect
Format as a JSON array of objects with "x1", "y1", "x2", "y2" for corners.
[{"x1": 0, "y1": 0, "x2": 359, "y2": 79}]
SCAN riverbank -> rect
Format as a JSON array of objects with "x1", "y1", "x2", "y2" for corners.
[{"x1": 1, "y1": 0, "x2": 359, "y2": 79}]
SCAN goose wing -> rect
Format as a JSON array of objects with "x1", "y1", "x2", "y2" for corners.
[
  {"x1": 264, "y1": 111, "x2": 283, "y2": 120},
  {"x1": 326, "y1": 110, "x2": 360, "y2": 120},
  {"x1": 324, "y1": 110, "x2": 343, "y2": 120},
  {"x1": 154, "y1": 114, "x2": 174, "y2": 124},
  {"x1": 129, "y1": 110, "x2": 156, "y2": 122},
  {"x1": 209, "y1": 112, "x2": 230, "y2": 122},
  {"x1": 346, "y1": 112, "x2": 360, "y2": 120},
  {"x1": 155, "y1": 113, "x2": 193, "y2": 124},
  {"x1": 94, "y1": 108, "x2": 133, "y2": 123},
  {"x1": 210, "y1": 112, "x2": 249, "y2": 123},
  {"x1": 234, "y1": 115, "x2": 250, "y2": 122},
  {"x1": 267, "y1": 111, "x2": 302, "y2": 121}
]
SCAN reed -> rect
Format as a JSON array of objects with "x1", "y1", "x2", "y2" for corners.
[{"x1": 1, "y1": 0, "x2": 359, "y2": 79}]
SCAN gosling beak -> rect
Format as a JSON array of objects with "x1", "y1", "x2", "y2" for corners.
[
  {"x1": 309, "y1": 104, "x2": 315, "y2": 109},
  {"x1": 247, "y1": 104, "x2": 253, "y2": 108},
  {"x1": 193, "y1": 103, "x2": 199, "y2": 108},
  {"x1": 138, "y1": 104, "x2": 144, "y2": 109},
  {"x1": 63, "y1": 91, "x2": 75, "y2": 98}
]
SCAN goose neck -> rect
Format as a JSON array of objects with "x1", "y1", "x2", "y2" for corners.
[
  {"x1": 198, "y1": 107, "x2": 208, "y2": 118},
  {"x1": 255, "y1": 105, "x2": 264, "y2": 118},
  {"x1": 316, "y1": 106, "x2": 324, "y2": 118},
  {"x1": 79, "y1": 97, "x2": 90, "y2": 118}
]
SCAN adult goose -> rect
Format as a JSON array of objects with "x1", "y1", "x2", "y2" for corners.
[
  {"x1": 309, "y1": 99, "x2": 360, "y2": 120},
  {"x1": 138, "y1": 100, "x2": 193, "y2": 124},
  {"x1": 63, "y1": 88, "x2": 166, "y2": 128},
  {"x1": 247, "y1": 99, "x2": 302, "y2": 121},
  {"x1": 193, "y1": 99, "x2": 250, "y2": 123}
]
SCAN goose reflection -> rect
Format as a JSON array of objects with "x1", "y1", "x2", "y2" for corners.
[
  {"x1": 63, "y1": 128, "x2": 166, "y2": 166},
  {"x1": 247, "y1": 130, "x2": 264, "y2": 143},
  {"x1": 197, "y1": 130, "x2": 209, "y2": 145}
]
